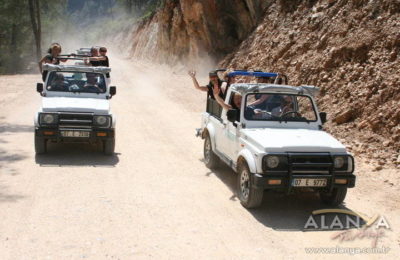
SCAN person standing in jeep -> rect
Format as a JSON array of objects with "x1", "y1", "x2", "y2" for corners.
[
  {"x1": 85, "y1": 46, "x2": 111, "y2": 82},
  {"x1": 85, "y1": 47, "x2": 108, "y2": 67},
  {"x1": 188, "y1": 70, "x2": 225, "y2": 99},
  {"x1": 38, "y1": 43, "x2": 68, "y2": 81}
]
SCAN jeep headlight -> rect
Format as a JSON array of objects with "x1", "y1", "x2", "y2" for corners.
[
  {"x1": 93, "y1": 115, "x2": 111, "y2": 128},
  {"x1": 266, "y1": 156, "x2": 280, "y2": 168},
  {"x1": 334, "y1": 156, "x2": 345, "y2": 168},
  {"x1": 333, "y1": 155, "x2": 354, "y2": 173},
  {"x1": 39, "y1": 113, "x2": 58, "y2": 125},
  {"x1": 263, "y1": 154, "x2": 288, "y2": 172}
]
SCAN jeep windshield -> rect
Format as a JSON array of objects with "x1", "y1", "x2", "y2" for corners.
[
  {"x1": 244, "y1": 93, "x2": 317, "y2": 122},
  {"x1": 46, "y1": 71, "x2": 106, "y2": 93}
]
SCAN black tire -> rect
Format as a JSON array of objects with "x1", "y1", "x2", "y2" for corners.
[
  {"x1": 103, "y1": 138, "x2": 115, "y2": 155},
  {"x1": 237, "y1": 162, "x2": 264, "y2": 208},
  {"x1": 203, "y1": 134, "x2": 219, "y2": 169},
  {"x1": 34, "y1": 137, "x2": 47, "y2": 154},
  {"x1": 320, "y1": 187, "x2": 347, "y2": 206}
]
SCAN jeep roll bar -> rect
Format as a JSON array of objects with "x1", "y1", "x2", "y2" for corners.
[
  {"x1": 227, "y1": 71, "x2": 278, "y2": 78},
  {"x1": 58, "y1": 54, "x2": 90, "y2": 58},
  {"x1": 54, "y1": 56, "x2": 87, "y2": 61}
]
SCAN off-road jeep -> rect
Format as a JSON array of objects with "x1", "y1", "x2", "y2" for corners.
[
  {"x1": 197, "y1": 71, "x2": 355, "y2": 208},
  {"x1": 34, "y1": 64, "x2": 117, "y2": 155}
]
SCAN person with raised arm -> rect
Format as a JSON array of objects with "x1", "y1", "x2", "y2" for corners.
[{"x1": 188, "y1": 70, "x2": 226, "y2": 99}]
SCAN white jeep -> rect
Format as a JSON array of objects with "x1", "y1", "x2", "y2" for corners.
[
  {"x1": 34, "y1": 64, "x2": 117, "y2": 155},
  {"x1": 197, "y1": 82, "x2": 356, "y2": 208}
]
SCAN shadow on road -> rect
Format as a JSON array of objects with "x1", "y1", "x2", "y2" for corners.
[
  {"x1": 0, "y1": 136, "x2": 28, "y2": 176},
  {"x1": 0, "y1": 184, "x2": 25, "y2": 203},
  {"x1": 0, "y1": 150, "x2": 27, "y2": 163},
  {"x1": 206, "y1": 161, "x2": 363, "y2": 231},
  {"x1": 35, "y1": 142, "x2": 120, "y2": 167},
  {"x1": 0, "y1": 124, "x2": 34, "y2": 133}
]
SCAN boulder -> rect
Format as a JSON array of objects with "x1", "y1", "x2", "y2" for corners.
[{"x1": 333, "y1": 109, "x2": 355, "y2": 124}]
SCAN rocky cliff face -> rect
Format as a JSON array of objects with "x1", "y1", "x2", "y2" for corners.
[
  {"x1": 127, "y1": 0, "x2": 269, "y2": 64},
  {"x1": 125, "y1": 0, "x2": 399, "y2": 167},
  {"x1": 220, "y1": 0, "x2": 400, "y2": 167}
]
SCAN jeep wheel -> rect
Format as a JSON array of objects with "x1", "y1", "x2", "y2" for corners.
[
  {"x1": 34, "y1": 137, "x2": 47, "y2": 154},
  {"x1": 320, "y1": 187, "x2": 347, "y2": 206},
  {"x1": 237, "y1": 162, "x2": 263, "y2": 208},
  {"x1": 203, "y1": 134, "x2": 219, "y2": 169},
  {"x1": 103, "y1": 138, "x2": 115, "y2": 155}
]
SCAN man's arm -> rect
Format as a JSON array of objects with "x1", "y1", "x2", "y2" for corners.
[
  {"x1": 188, "y1": 70, "x2": 208, "y2": 92},
  {"x1": 89, "y1": 56, "x2": 107, "y2": 61},
  {"x1": 248, "y1": 95, "x2": 269, "y2": 106},
  {"x1": 213, "y1": 86, "x2": 232, "y2": 110}
]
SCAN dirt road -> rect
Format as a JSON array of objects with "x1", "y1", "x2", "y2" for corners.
[{"x1": 0, "y1": 58, "x2": 399, "y2": 259}]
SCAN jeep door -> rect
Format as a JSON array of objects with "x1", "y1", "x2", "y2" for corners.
[
  {"x1": 209, "y1": 115, "x2": 225, "y2": 153},
  {"x1": 223, "y1": 120, "x2": 240, "y2": 160},
  {"x1": 219, "y1": 91, "x2": 241, "y2": 160}
]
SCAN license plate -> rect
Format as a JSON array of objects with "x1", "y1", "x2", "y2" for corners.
[
  {"x1": 61, "y1": 131, "x2": 90, "y2": 138},
  {"x1": 292, "y1": 178, "x2": 327, "y2": 187}
]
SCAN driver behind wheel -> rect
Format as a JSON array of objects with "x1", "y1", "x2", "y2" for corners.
[
  {"x1": 83, "y1": 73, "x2": 103, "y2": 93},
  {"x1": 271, "y1": 95, "x2": 295, "y2": 117}
]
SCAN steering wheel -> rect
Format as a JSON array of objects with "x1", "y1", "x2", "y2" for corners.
[{"x1": 281, "y1": 111, "x2": 302, "y2": 118}]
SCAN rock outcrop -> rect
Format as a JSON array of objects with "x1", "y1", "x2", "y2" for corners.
[
  {"x1": 127, "y1": 0, "x2": 269, "y2": 64},
  {"x1": 220, "y1": 0, "x2": 400, "y2": 167}
]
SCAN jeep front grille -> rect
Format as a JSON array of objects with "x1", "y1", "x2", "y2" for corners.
[
  {"x1": 289, "y1": 153, "x2": 332, "y2": 174},
  {"x1": 58, "y1": 112, "x2": 93, "y2": 129}
]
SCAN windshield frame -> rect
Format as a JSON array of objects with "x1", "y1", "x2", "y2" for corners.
[
  {"x1": 243, "y1": 92, "x2": 318, "y2": 123},
  {"x1": 45, "y1": 71, "x2": 107, "y2": 94}
]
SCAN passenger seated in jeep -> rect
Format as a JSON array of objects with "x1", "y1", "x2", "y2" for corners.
[
  {"x1": 82, "y1": 73, "x2": 104, "y2": 93},
  {"x1": 220, "y1": 71, "x2": 234, "y2": 99},
  {"x1": 273, "y1": 73, "x2": 288, "y2": 85},
  {"x1": 213, "y1": 86, "x2": 241, "y2": 111},
  {"x1": 248, "y1": 75, "x2": 286, "y2": 107},
  {"x1": 188, "y1": 70, "x2": 225, "y2": 99},
  {"x1": 48, "y1": 73, "x2": 68, "y2": 91}
]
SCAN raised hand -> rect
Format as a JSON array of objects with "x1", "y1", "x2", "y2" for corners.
[{"x1": 188, "y1": 70, "x2": 196, "y2": 78}]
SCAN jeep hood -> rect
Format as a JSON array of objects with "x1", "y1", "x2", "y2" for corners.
[
  {"x1": 41, "y1": 97, "x2": 109, "y2": 114},
  {"x1": 241, "y1": 128, "x2": 346, "y2": 153}
]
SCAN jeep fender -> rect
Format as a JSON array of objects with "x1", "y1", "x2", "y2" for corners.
[
  {"x1": 111, "y1": 113, "x2": 117, "y2": 128},
  {"x1": 237, "y1": 149, "x2": 257, "y2": 174},
  {"x1": 34, "y1": 112, "x2": 40, "y2": 127},
  {"x1": 202, "y1": 123, "x2": 216, "y2": 150}
]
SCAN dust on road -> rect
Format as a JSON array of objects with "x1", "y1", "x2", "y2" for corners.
[{"x1": 0, "y1": 57, "x2": 399, "y2": 259}]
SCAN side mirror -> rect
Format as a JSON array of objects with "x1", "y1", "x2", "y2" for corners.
[
  {"x1": 320, "y1": 112, "x2": 327, "y2": 124},
  {"x1": 109, "y1": 86, "x2": 116, "y2": 96},
  {"x1": 36, "y1": 83, "x2": 43, "y2": 93},
  {"x1": 227, "y1": 109, "x2": 238, "y2": 123}
]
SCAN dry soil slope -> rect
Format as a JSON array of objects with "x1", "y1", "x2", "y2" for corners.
[{"x1": 220, "y1": 0, "x2": 400, "y2": 169}]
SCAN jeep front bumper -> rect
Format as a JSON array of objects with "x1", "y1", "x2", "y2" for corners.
[
  {"x1": 252, "y1": 173, "x2": 356, "y2": 191},
  {"x1": 35, "y1": 127, "x2": 115, "y2": 142}
]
